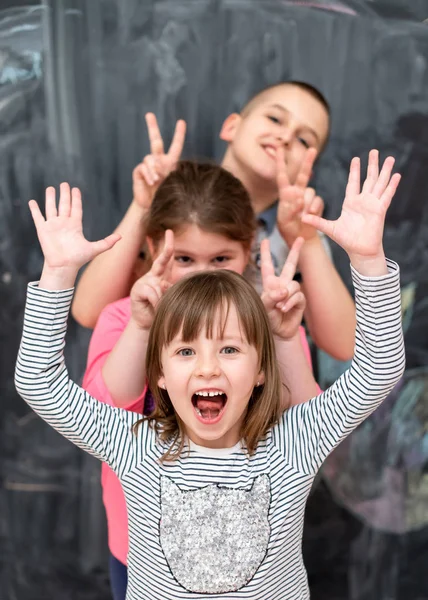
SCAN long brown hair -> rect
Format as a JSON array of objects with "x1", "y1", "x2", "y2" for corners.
[
  {"x1": 146, "y1": 161, "x2": 256, "y2": 250},
  {"x1": 135, "y1": 270, "x2": 284, "y2": 462}
]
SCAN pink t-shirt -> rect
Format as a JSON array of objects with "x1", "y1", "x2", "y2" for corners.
[{"x1": 82, "y1": 296, "x2": 317, "y2": 566}]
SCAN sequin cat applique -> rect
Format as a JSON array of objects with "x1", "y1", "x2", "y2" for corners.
[{"x1": 159, "y1": 474, "x2": 271, "y2": 594}]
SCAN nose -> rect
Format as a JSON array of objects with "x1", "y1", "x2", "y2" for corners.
[
  {"x1": 277, "y1": 126, "x2": 293, "y2": 145},
  {"x1": 194, "y1": 350, "x2": 221, "y2": 379}
]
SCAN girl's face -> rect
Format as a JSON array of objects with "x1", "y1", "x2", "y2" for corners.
[
  {"x1": 150, "y1": 224, "x2": 250, "y2": 284},
  {"x1": 158, "y1": 303, "x2": 264, "y2": 449}
]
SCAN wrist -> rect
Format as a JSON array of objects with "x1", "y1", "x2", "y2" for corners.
[
  {"x1": 39, "y1": 264, "x2": 78, "y2": 290},
  {"x1": 349, "y1": 251, "x2": 388, "y2": 277},
  {"x1": 128, "y1": 315, "x2": 152, "y2": 335},
  {"x1": 273, "y1": 331, "x2": 300, "y2": 344},
  {"x1": 130, "y1": 200, "x2": 150, "y2": 219}
]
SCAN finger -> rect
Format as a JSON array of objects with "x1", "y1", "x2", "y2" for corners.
[
  {"x1": 372, "y1": 156, "x2": 395, "y2": 199},
  {"x1": 260, "y1": 239, "x2": 275, "y2": 286},
  {"x1": 309, "y1": 194, "x2": 324, "y2": 217},
  {"x1": 294, "y1": 147, "x2": 317, "y2": 190},
  {"x1": 302, "y1": 187, "x2": 315, "y2": 214},
  {"x1": 168, "y1": 119, "x2": 186, "y2": 162},
  {"x1": 276, "y1": 291, "x2": 306, "y2": 313},
  {"x1": 45, "y1": 186, "x2": 57, "y2": 219},
  {"x1": 140, "y1": 285, "x2": 161, "y2": 311},
  {"x1": 362, "y1": 149, "x2": 379, "y2": 194},
  {"x1": 28, "y1": 199, "x2": 45, "y2": 229},
  {"x1": 276, "y1": 146, "x2": 289, "y2": 190},
  {"x1": 301, "y1": 214, "x2": 336, "y2": 240},
  {"x1": 145, "y1": 112, "x2": 164, "y2": 155},
  {"x1": 379, "y1": 172, "x2": 401, "y2": 211},
  {"x1": 90, "y1": 233, "x2": 122, "y2": 258},
  {"x1": 58, "y1": 182, "x2": 72, "y2": 217},
  {"x1": 144, "y1": 156, "x2": 159, "y2": 185},
  {"x1": 151, "y1": 229, "x2": 174, "y2": 276},
  {"x1": 70, "y1": 187, "x2": 83, "y2": 222},
  {"x1": 141, "y1": 163, "x2": 155, "y2": 187},
  {"x1": 345, "y1": 157, "x2": 361, "y2": 198},
  {"x1": 161, "y1": 280, "x2": 172, "y2": 292},
  {"x1": 279, "y1": 237, "x2": 304, "y2": 282},
  {"x1": 261, "y1": 278, "x2": 284, "y2": 311}
]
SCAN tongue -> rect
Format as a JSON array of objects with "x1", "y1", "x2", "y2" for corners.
[{"x1": 196, "y1": 397, "x2": 224, "y2": 413}]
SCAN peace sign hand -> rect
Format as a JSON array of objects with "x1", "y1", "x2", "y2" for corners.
[
  {"x1": 301, "y1": 150, "x2": 401, "y2": 270},
  {"x1": 130, "y1": 230, "x2": 174, "y2": 330},
  {"x1": 261, "y1": 237, "x2": 306, "y2": 340},
  {"x1": 29, "y1": 183, "x2": 120, "y2": 273},
  {"x1": 132, "y1": 113, "x2": 186, "y2": 209},
  {"x1": 276, "y1": 146, "x2": 320, "y2": 245}
]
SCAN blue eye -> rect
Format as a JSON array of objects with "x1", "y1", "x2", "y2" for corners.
[
  {"x1": 178, "y1": 348, "x2": 194, "y2": 356},
  {"x1": 221, "y1": 347, "x2": 238, "y2": 355}
]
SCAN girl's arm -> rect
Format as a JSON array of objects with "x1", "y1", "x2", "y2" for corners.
[
  {"x1": 71, "y1": 114, "x2": 186, "y2": 329},
  {"x1": 15, "y1": 283, "x2": 145, "y2": 475},
  {"x1": 274, "y1": 151, "x2": 405, "y2": 471},
  {"x1": 82, "y1": 297, "x2": 147, "y2": 413},
  {"x1": 275, "y1": 147, "x2": 356, "y2": 361},
  {"x1": 275, "y1": 259, "x2": 404, "y2": 472},
  {"x1": 101, "y1": 231, "x2": 174, "y2": 406},
  {"x1": 15, "y1": 184, "x2": 147, "y2": 474},
  {"x1": 261, "y1": 237, "x2": 319, "y2": 406},
  {"x1": 274, "y1": 330, "x2": 319, "y2": 407}
]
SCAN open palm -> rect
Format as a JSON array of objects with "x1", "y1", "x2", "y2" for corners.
[
  {"x1": 302, "y1": 150, "x2": 401, "y2": 258},
  {"x1": 29, "y1": 183, "x2": 120, "y2": 270}
]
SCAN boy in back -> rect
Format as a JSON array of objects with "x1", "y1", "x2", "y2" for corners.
[{"x1": 72, "y1": 81, "x2": 356, "y2": 360}]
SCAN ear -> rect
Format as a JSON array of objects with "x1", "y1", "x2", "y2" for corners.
[
  {"x1": 219, "y1": 113, "x2": 241, "y2": 142},
  {"x1": 256, "y1": 371, "x2": 265, "y2": 387}
]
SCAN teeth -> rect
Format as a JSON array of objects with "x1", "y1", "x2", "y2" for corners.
[
  {"x1": 195, "y1": 408, "x2": 202, "y2": 416},
  {"x1": 195, "y1": 391, "x2": 223, "y2": 397},
  {"x1": 264, "y1": 146, "x2": 276, "y2": 158}
]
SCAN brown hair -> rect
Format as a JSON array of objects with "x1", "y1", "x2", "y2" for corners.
[
  {"x1": 146, "y1": 161, "x2": 256, "y2": 250},
  {"x1": 135, "y1": 269, "x2": 285, "y2": 461},
  {"x1": 241, "y1": 81, "x2": 330, "y2": 117}
]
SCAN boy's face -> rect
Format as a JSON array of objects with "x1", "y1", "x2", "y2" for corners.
[{"x1": 220, "y1": 84, "x2": 330, "y2": 192}]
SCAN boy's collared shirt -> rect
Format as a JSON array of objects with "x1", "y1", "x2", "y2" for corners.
[{"x1": 246, "y1": 201, "x2": 332, "y2": 293}]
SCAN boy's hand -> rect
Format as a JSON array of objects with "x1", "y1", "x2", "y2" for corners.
[
  {"x1": 130, "y1": 230, "x2": 174, "y2": 330},
  {"x1": 276, "y1": 146, "x2": 321, "y2": 245},
  {"x1": 29, "y1": 184, "x2": 120, "y2": 275},
  {"x1": 261, "y1": 237, "x2": 306, "y2": 340},
  {"x1": 302, "y1": 150, "x2": 401, "y2": 275},
  {"x1": 132, "y1": 114, "x2": 186, "y2": 209}
]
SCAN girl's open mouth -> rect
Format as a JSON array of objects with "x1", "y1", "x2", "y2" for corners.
[{"x1": 191, "y1": 391, "x2": 227, "y2": 424}]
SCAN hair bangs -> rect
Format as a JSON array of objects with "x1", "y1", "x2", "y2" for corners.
[{"x1": 159, "y1": 273, "x2": 261, "y2": 350}]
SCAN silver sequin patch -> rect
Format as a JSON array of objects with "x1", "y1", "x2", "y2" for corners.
[{"x1": 160, "y1": 475, "x2": 271, "y2": 594}]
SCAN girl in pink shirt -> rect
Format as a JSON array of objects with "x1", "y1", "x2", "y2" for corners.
[{"x1": 82, "y1": 159, "x2": 319, "y2": 599}]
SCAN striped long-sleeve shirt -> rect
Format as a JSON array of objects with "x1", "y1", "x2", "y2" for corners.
[{"x1": 15, "y1": 260, "x2": 405, "y2": 600}]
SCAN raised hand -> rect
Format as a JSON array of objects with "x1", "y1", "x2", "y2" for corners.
[
  {"x1": 132, "y1": 113, "x2": 186, "y2": 209},
  {"x1": 301, "y1": 150, "x2": 401, "y2": 273},
  {"x1": 261, "y1": 237, "x2": 306, "y2": 340},
  {"x1": 276, "y1": 146, "x2": 320, "y2": 245},
  {"x1": 29, "y1": 183, "x2": 120, "y2": 272},
  {"x1": 130, "y1": 230, "x2": 174, "y2": 330}
]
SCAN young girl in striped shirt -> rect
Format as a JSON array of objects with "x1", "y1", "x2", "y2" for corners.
[
  {"x1": 16, "y1": 152, "x2": 405, "y2": 599},
  {"x1": 82, "y1": 159, "x2": 320, "y2": 600}
]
